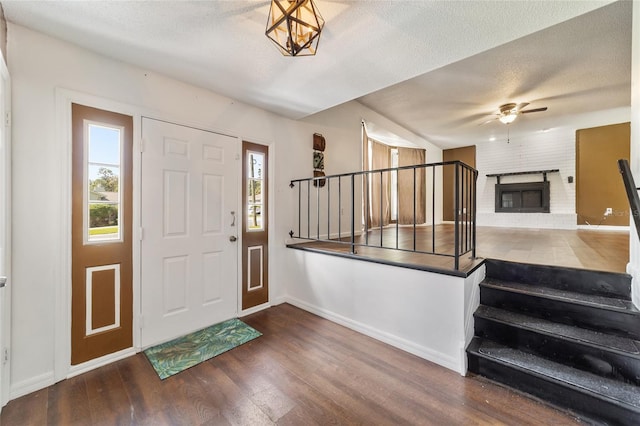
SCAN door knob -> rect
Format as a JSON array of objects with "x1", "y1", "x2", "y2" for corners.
[
  {"x1": 229, "y1": 236, "x2": 237, "y2": 242},
  {"x1": 0, "y1": 276, "x2": 6, "y2": 288}
]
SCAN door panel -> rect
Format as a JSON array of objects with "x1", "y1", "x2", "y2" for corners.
[
  {"x1": 71, "y1": 104, "x2": 133, "y2": 365},
  {"x1": 141, "y1": 119, "x2": 238, "y2": 347},
  {"x1": 242, "y1": 141, "x2": 269, "y2": 310}
]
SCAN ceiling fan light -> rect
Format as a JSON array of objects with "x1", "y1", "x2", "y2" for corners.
[
  {"x1": 499, "y1": 113, "x2": 517, "y2": 124},
  {"x1": 265, "y1": 0, "x2": 325, "y2": 57}
]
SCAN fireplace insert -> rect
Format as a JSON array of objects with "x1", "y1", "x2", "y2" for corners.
[{"x1": 495, "y1": 181, "x2": 550, "y2": 213}]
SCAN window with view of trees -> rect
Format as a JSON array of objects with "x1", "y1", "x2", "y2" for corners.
[
  {"x1": 247, "y1": 151, "x2": 264, "y2": 231},
  {"x1": 86, "y1": 123, "x2": 122, "y2": 242}
]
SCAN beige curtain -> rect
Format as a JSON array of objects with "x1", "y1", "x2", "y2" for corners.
[
  {"x1": 397, "y1": 147, "x2": 426, "y2": 224},
  {"x1": 369, "y1": 140, "x2": 391, "y2": 227}
]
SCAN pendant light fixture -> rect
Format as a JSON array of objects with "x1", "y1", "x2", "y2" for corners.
[{"x1": 265, "y1": 0, "x2": 325, "y2": 56}]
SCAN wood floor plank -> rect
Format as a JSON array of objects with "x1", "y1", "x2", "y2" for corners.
[
  {"x1": 0, "y1": 389, "x2": 48, "y2": 426},
  {"x1": 84, "y1": 362, "x2": 135, "y2": 425},
  {"x1": 46, "y1": 375, "x2": 91, "y2": 425},
  {"x1": 1, "y1": 304, "x2": 580, "y2": 425},
  {"x1": 295, "y1": 225, "x2": 628, "y2": 273},
  {"x1": 116, "y1": 353, "x2": 172, "y2": 424}
]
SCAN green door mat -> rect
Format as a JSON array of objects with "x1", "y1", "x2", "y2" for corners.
[{"x1": 144, "y1": 318, "x2": 262, "y2": 379}]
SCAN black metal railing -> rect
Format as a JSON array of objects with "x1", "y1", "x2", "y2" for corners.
[
  {"x1": 618, "y1": 159, "x2": 640, "y2": 242},
  {"x1": 289, "y1": 161, "x2": 478, "y2": 270}
]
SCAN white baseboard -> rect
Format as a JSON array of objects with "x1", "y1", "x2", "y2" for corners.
[
  {"x1": 477, "y1": 213, "x2": 577, "y2": 230},
  {"x1": 67, "y1": 347, "x2": 137, "y2": 379},
  {"x1": 284, "y1": 296, "x2": 462, "y2": 374},
  {"x1": 577, "y1": 225, "x2": 630, "y2": 231},
  {"x1": 270, "y1": 295, "x2": 287, "y2": 306},
  {"x1": 10, "y1": 371, "x2": 55, "y2": 400},
  {"x1": 238, "y1": 302, "x2": 271, "y2": 317},
  {"x1": 9, "y1": 349, "x2": 137, "y2": 401}
]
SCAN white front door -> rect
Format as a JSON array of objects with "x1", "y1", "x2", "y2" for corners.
[{"x1": 141, "y1": 118, "x2": 239, "y2": 347}]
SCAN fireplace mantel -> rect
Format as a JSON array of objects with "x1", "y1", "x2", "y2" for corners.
[
  {"x1": 486, "y1": 169, "x2": 559, "y2": 184},
  {"x1": 487, "y1": 169, "x2": 558, "y2": 213}
]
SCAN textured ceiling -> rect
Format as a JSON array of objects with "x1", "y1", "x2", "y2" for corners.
[
  {"x1": 358, "y1": 0, "x2": 632, "y2": 148},
  {"x1": 1, "y1": 0, "x2": 628, "y2": 148}
]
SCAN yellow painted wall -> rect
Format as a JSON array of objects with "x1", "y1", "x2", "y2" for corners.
[{"x1": 576, "y1": 122, "x2": 630, "y2": 226}]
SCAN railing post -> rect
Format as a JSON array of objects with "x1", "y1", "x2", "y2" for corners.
[
  {"x1": 472, "y1": 169, "x2": 478, "y2": 259},
  {"x1": 327, "y1": 178, "x2": 331, "y2": 240},
  {"x1": 379, "y1": 170, "x2": 383, "y2": 247},
  {"x1": 464, "y1": 166, "x2": 468, "y2": 253},
  {"x1": 467, "y1": 167, "x2": 472, "y2": 253},
  {"x1": 395, "y1": 168, "x2": 399, "y2": 249},
  {"x1": 338, "y1": 176, "x2": 342, "y2": 242},
  {"x1": 292, "y1": 181, "x2": 300, "y2": 238},
  {"x1": 454, "y1": 162, "x2": 460, "y2": 270},
  {"x1": 432, "y1": 165, "x2": 435, "y2": 253},
  {"x1": 413, "y1": 167, "x2": 417, "y2": 251},
  {"x1": 351, "y1": 174, "x2": 356, "y2": 254},
  {"x1": 307, "y1": 180, "x2": 311, "y2": 239},
  {"x1": 365, "y1": 171, "x2": 369, "y2": 245},
  {"x1": 317, "y1": 177, "x2": 320, "y2": 239}
]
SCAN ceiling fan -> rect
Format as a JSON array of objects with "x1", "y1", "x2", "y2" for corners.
[{"x1": 485, "y1": 102, "x2": 548, "y2": 125}]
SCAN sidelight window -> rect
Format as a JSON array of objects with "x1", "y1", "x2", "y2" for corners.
[
  {"x1": 85, "y1": 122, "x2": 123, "y2": 243},
  {"x1": 247, "y1": 151, "x2": 264, "y2": 231}
]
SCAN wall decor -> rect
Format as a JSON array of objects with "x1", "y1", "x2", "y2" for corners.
[
  {"x1": 313, "y1": 151, "x2": 324, "y2": 170},
  {"x1": 313, "y1": 133, "x2": 326, "y2": 151},
  {"x1": 313, "y1": 133, "x2": 326, "y2": 187},
  {"x1": 313, "y1": 170, "x2": 326, "y2": 187}
]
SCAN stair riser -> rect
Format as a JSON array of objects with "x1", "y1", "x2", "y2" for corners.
[
  {"x1": 480, "y1": 287, "x2": 640, "y2": 340},
  {"x1": 467, "y1": 353, "x2": 640, "y2": 426},
  {"x1": 485, "y1": 259, "x2": 631, "y2": 299},
  {"x1": 475, "y1": 316, "x2": 640, "y2": 386}
]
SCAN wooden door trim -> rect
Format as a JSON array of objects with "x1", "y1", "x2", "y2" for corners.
[{"x1": 0, "y1": 54, "x2": 10, "y2": 408}]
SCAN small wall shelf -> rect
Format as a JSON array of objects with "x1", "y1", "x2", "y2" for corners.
[{"x1": 486, "y1": 169, "x2": 559, "y2": 184}]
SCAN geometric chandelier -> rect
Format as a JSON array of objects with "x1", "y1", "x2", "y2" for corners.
[{"x1": 265, "y1": 0, "x2": 325, "y2": 56}]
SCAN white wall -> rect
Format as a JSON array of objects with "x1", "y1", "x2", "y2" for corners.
[
  {"x1": 7, "y1": 22, "x2": 295, "y2": 397},
  {"x1": 476, "y1": 127, "x2": 576, "y2": 229},
  {"x1": 475, "y1": 108, "x2": 630, "y2": 229},
  {"x1": 294, "y1": 102, "x2": 444, "y2": 240},
  {"x1": 285, "y1": 250, "x2": 484, "y2": 374},
  {"x1": 7, "y1": 23, "x2": 444, "y2": 398}
]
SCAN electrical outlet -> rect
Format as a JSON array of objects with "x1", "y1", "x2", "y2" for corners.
[{"x1": 605, "y1": 208, "x2": 613, "y2": 216}]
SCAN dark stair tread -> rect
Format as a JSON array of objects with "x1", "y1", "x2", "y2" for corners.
[
  {"x1": 471, "y1": 339, "x2": 640, "y2": 409},
  {"x1": 482, "y1": 279, "x2": 639, "y2": 313},
  {"x1": 475, "y1": 305, "x2": 640, "y2": 355},
  {"x1": 484, "y1": 258, "x2": 632, "y2": 300}
]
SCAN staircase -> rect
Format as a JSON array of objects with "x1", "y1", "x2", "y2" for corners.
[{"x1": 467, "y1": 259, "x2": 640, "y2": 425}]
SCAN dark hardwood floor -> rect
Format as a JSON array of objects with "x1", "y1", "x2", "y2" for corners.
[{"x1": 1, "y1": 304, "x2": 580, "y2": 425}]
